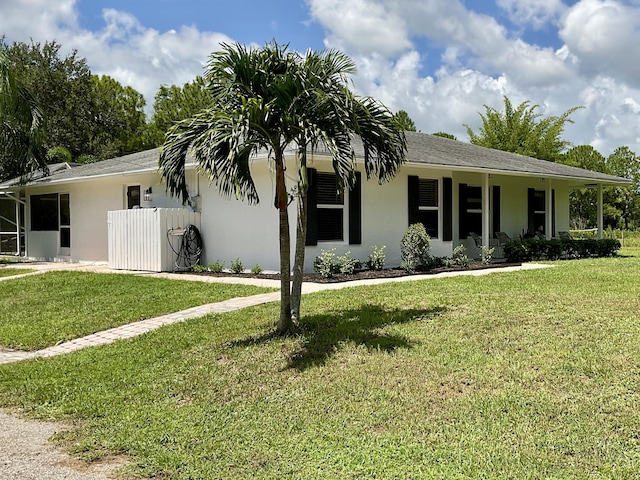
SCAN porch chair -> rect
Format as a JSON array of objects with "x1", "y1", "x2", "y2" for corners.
[
  {"x1": 468, "y1": 232, "x2": 483, "y2": 260},
  {"x1": 558, "y1": 231, "x2": 573, "y2": 240},
  {"x1": 494, "y1": 231, "x2": 512, "y2": 258}
]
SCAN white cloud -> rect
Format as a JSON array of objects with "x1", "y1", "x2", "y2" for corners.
[
  {"x1": 560, "y1": 0, "x2": 640, "y2": 87},
  {"x1": 497, "y1": 0, "x2": 567, "y2": 29}
]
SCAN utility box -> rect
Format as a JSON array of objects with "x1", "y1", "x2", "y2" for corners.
[{"x1": 107, "y1": 208, "x2": 201, "y2": 272}]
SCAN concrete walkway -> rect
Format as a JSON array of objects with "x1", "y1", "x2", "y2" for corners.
[{"x1": 0, "y1": 261, "x2": 551, "y2": 365}]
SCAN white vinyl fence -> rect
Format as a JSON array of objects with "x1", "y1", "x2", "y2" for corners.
[{"x1": 107, "y1": 208, "x2": 201, "y2": 272}]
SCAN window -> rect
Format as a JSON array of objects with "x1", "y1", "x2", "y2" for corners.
[
  {"x1": 127, "y1": 185, "x2": 141, "y2": 209},
  {"x1": 31, "y1": 194, "x2": 59, "y2": 231},
  {"x1": 306, "y1": 169, "x2": 361, "y2": 246},
  {"x1": 528, "y1": 189, "x2": 546, "y2": 234},
  {"x1": 418, "y1": 178, "x2": 439, "y2": 238},
  {"x1": 459, "y1": 184, "x2": 482, "y2": 239},
  {"x1": 316, "y1": 173, "x2": 344, "y2": 241}
]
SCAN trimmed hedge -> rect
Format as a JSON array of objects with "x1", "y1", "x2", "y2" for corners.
[{"x1": 503, "y1": 238, "x2": 621, "y2": 263}]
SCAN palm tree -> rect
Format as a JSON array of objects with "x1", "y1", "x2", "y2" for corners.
[
  {"x1": 0, "y1": 49, "x2": 47, "y2": 181},
  {"x1": 160, "y1": 42, "x2": 406, "y2": 334}
]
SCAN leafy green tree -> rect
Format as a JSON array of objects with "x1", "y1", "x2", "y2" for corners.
[
  {"x1": 150, "y1": 76, "x2": 213, "y2": 142},
  {"x1": 393, "y1": 110, "x2": 417, "y2": 131},
  {"x1": 89, "y1": 74, "x2": 152, "y2": 158},
  {"x1": 561, "y1": 145, "x2": 607, "y2": 229},
  {"x1": 0, "y1": 49, "x2": 47, "y2": 181},
  {"x1": 606, "y1": 146, "x2": 640, "y2": 229},
  {"x1": 160, "y1": 42, "x2": 406, "y2": 333},
  {"x1": 2, "y1": 39, "x2": 151, "y2": 161},
  {"x1": 465, "y1": 96, "x2": 582, "y2": 162},
  {"x1": 432, "y1": 131, "x2": 457, "y2": 140}
]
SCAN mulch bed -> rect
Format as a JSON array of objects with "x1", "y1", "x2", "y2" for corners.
[{"x1": 185, "y1": 262, "x2": 522, "y2": 284}]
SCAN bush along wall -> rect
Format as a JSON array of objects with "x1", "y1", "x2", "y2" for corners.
[{"x1": 503, "y1": 238, "x2": 621, "y2": 263}]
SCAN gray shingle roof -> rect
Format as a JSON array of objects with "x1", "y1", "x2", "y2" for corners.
[{"x1": 0, "y1": 133, "x2": 630, "y2": 190}]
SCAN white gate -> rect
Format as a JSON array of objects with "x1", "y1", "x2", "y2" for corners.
[{"x1": 107, "y1": 208, "x2": 201, "y2": 272}]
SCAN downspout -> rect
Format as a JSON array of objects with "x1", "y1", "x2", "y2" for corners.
[
  {"x1": 482, "y1": 173, "x2": 490, "y2": 248},
  {"x1": 597, "y1": 183, "x2": 603, "y2": 240}
]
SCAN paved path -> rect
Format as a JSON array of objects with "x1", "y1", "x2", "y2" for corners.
[{"x1": 0, "y1": 261, "x2": 551, "y2": 366}]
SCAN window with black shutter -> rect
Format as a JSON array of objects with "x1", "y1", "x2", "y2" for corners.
[
  {"x1": 316, "y1": 172, "x2": 344, "y2": 242},
  {"x1": 408, "y1": 176, "x2": 439, "y2": 238}
]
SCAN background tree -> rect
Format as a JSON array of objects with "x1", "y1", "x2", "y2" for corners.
[
  {"x1": 0, "y1": 49, "x2": 46, "y2": 181},
  {"x1": 2, "y1": 39, "x2": 151, "y2": 162},
  {"x1": 160, "y1": 42, "x2": 405, "y2": 334},
  {"x1": 465, "y1": 96, "x2": 582, "y2": 162},
  {"x1": 150, "y1": 76, "x2": 213, "y2": 143},
  {"x1": 432, "y1": 131, "x2": 457, "y2": 140},
  {"x1": 560, "y1": 145, "x2": 607, "y2": 228},
  {"x1": 606, "y1": 146, "x2": 640, "y2": 229},
  {"x1": 393, "y1": 110, "x2": 417, "y2": 131}
]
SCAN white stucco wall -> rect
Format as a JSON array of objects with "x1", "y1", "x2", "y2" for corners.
[{"x1": 20, "y1": 157, "x2": 575, "y2": 272}]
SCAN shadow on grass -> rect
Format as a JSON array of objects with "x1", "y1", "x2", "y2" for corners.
[{"x1": 229, "y1": 304, "x2": 446, "y2": 371}]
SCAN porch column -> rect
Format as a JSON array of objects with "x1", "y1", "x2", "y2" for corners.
[
  {"x1": 545, "y1": 179, "x2": 552, "y2": 239},
  {"x1": 482, "y1": 173, "x2": 490, "y2": 247},
  {"x1": 597, "y1": 183, "x2": 603, "y2": 239}
]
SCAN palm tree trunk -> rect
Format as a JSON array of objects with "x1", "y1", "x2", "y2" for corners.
[
  {"x1": 291, "y1": 189, "x2": 307, "y2": 322},
  {"x1": 275, "y1": 160, "x2": 292, "y2": 334}
]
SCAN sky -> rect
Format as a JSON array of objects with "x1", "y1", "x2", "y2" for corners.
[{"x1": 1, "y1": 0, "x2": 640, "y2": 157}]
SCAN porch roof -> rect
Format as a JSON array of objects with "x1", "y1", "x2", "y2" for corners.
[
  {"x1": 0, "y1": 132, "x2": 631, "y2": 190},
  {"x1": 394, "y1": 133, "x2": 630, "y2": 187}
]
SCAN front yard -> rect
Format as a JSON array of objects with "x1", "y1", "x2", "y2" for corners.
[{"x1": 1, "y1": 251, "x2": 639, "y2": 478}]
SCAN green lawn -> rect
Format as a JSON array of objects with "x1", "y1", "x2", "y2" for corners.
[
  {"x1": 0, "y1": 271, "x2": 274, "y2": 351},
  {"x1": 0, "y1": 267, "x2": 34, "y2": 278},
  {"x1": 1, "y1": 253, "x2": 640, "y2": 478}
]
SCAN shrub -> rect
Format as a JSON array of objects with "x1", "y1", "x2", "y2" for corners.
[
  {"x1": 314, "y1": 249, "x2": 338, "y2": 278},
  {"x1": 191, "y1": 264, "x2": 207, "y2": 273},
  {"x1": 481, "y1": 245, "x2": 495, "y2": 265},
  {"x1": 401, "y1": 223, "x2": 431, "y2": 271},
  {"x1": 336, "y1": 251, "x2": 360, "y2": 275},
  {"x1": 504, "y1": 238, "x2": 621, "y2": 262},
  {"x1": 451, "y1": 244, "x2": 471, "y2": 267},
  {"x1": 250, "y1": 264, "x2": 263, "y2": 274},
  {"x1": 367, "y1": 245, "x2": 386, "y2": 271},
  {"x1": 230, "y1": 258, "x2": 244, "y2": 274},
  {"x1": 47, "y1": 146, "x2": 72, "y2": 164},
  {"x1": 208, "y1": 260, "x2": 225, "y2": 273}
]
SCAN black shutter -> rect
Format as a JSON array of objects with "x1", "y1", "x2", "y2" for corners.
[
  {"x1": 443, "y1": 177, "x2": 452, "y2": 241},
  {"x1": 408, "y1": 175, "x2": 419, "y2": 226},
  {"x1": 492, "y1": 185, "x2": 501, "y2": 237},
  {"x1": 552, "y1": 189, "x2": 556, "y2": 237},
  {"x1": 459, "y1": 183, "x2": 468, "y2": 239},
  {"x1": 306, "y1": 168, "x2": 318, "y2": 246},
  {"x1": 527, "y1": 188, "x2": 535, "y2": 234},
  {"x1": 349, "y1": 171, "x2": 362, "y2": 245}
]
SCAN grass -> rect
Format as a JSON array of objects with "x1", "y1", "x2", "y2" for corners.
[
  {"x1": 1, "y1": 252, "x2": 640, "y2": 478},
  {"x1": 0, "y1": 267, "x2": 34, "y2": 278},
  {"x1": 0, "y1": 271, "x2": 274, "y2": 351}
]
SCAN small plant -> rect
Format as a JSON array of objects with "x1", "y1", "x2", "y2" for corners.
[
  {"x1": 314, "y1": 249, "x2": 337, "y2": 278},
  {"x1": 250, "y1": 264, "x2": 263, "y2": 274},
  {"x1": 367, "y1": 245, "x2": 386, "y2": 271},
  {"x1": 230, "y1": 258, "x2": 244, "y2": 274},
  {"x1": 451, "y1": 244, "x2": 471, "y2": 267},
  {"x1": 481, "y1": 245, "x2": 495, "y2": 265},
  {"x1": 400, "y1": 223, "x2": 431, "y2": 271},
  {"x1": 208, "y1": 260, "x2": 225, "y2": 273},
  {"x1": 336, "y1": 251, "x2": 360, "y2": 275},
  {"x1": 191, "y1": 264, "x2": 207, "y2": 273}
]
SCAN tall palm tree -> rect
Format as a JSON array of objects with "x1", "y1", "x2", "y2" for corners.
[
  {"x1": 160, "y1": 42, "x2": 406, "y2": 334},
  {"x1": 0, "y1": 49, "x2": 47, "y2": 181}
]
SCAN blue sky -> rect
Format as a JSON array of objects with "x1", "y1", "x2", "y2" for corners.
[{"x1": 2, "y1": 0, "x2": 640, "y2": 156}]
